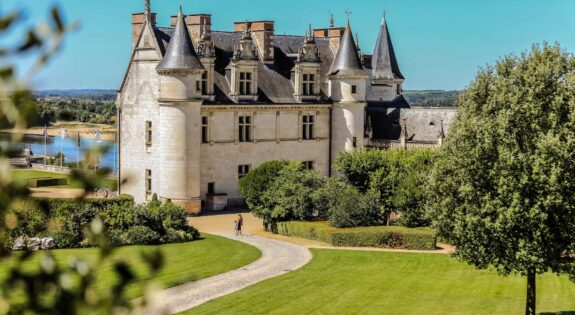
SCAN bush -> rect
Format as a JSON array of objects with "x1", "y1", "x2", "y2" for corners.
[
  {"x1": 277, "y1": 221, "x2": 437, "y2": 250},
  {"x1": 238, "y1": 160, "x2": 290, "y2": 230},
  {"x1": 8, "y1": 197, "x2": 199, "y2": 249},
  {"x1": 28, "y1": 177, "x2": 68, "y2": 188},
  {"x1": 322, "y1": 179, "x2": 383, "y2": 228},
  {"x1": 125, "y1": 226, "x2": 160, "y2": 245}
]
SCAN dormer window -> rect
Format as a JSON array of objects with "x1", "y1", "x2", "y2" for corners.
[
  {"x1": 302, "y1": 74, "x2": 315, "y2": 96},
  {"x1": 239, "y1": 72, "x2": 252, "y2": 96}
]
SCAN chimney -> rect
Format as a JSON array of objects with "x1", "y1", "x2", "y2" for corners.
[
  {"x1": 187, "y1": 14, "x2": 212, "y2": 43},
  {"x1": 234, "y1": 20, "x2": 275, "y2": 63},
  {"x1": 313, "y1": 28, "x2": 329, "y2": 38},
  {"x1": 171, "y1": 14, "x2": 212, "y2": 43},
  {"x1": 329, "y1": 27, "x2": 345, "y2": 52},
  {"x1": 132, "y1": 13, "x2": 157, "y2": 49}
]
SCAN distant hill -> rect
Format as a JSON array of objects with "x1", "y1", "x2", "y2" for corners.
[
  {"x1": 33, "y1": 89, "x2": 461, "y2": 108},
  {"x1": 403, "y1": 90, "x2": 461, "y2": 108},
  {"x1": 35, "y1": 89, "x2": 117, "y2": 101}
]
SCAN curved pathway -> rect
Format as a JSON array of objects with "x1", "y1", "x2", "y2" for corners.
[{"x1": 141, "y1": 232, "x2": 312, "y2": 314}]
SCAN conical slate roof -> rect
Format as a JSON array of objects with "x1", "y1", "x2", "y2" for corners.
[
  {"x1": 372, "y1": 17, "x2": 404, "y2": 80},
  {"x1": 157, "y1": 8, "x2": 204, "y2": 72},
  {"x1": 328, "y1": 21, "x2": 365, "y2": 76}
]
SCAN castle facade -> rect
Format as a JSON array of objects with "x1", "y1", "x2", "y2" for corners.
[{"x1": 117, "y1": 2, "x2": 456, "y2": 214}]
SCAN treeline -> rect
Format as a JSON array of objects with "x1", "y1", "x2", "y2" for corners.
[
  {"x1": 31, "y1": 97, "x2": 116, "y2": 126},
  {"x1": 403, "y1": 90, "x2": 460, "y2": 107}
]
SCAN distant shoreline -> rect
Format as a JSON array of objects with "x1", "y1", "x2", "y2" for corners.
[{"x1": 1, "y1": 123, "x2": 117, "y2": 142}]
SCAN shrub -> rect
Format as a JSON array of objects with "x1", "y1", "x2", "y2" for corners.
[
  {"x1": 324, "y1": 179, "x2": 383, "y2": 228},
  {"x1": 125, "y1": 226, "x2": 160, "y2": 245},
  {"x1": 259, "y1": 162, "x2": 326, "y2": 226},
  {"x1": 9, "y1": 200, "x2": 49, "y2": 238},
  {"x1": 238, "y1": 160, "x2": 290, "y2": 230},
  {"x1": 8, "y1": 197, "x2": 199, "y2": 249},
  {"x1": 277, "y1": 221, "x2": 437, "y2": 250},
  {"x1": 28, "y1": 177, "x2": 68, "y2": 188}
]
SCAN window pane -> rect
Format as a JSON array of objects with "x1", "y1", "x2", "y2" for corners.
[
  {"x1": 246, "y1": 116, "x2": 251, "y2": 124},
  {"x1": 246, "y1": 72, "x2": 252, "y2": 80},
  {"x1": 246, "y1": 126, "x2": 251, "y2": 141}
]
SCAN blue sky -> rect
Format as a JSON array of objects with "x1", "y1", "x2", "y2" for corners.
[{"x1": 2, "y1": 0, "x2": 575, "y2": 91}]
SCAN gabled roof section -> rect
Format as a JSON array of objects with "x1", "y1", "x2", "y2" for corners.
[
  {"x1": 328, "y1": 21, "x2": 365, "y2": 77},
  {"x1": 156, "y1": 8, "x2": 204, "y2": 72},
  {"x1": 372, "y1": 17, "x2": 404, "y2": 80}
]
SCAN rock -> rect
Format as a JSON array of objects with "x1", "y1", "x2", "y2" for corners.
[
  {"x1": 12, "y1": 236, "x2": 26, "y2": 250},
  {"x1": 27, "y1": 238, "x2": 41, "y2": 251},
  {"x1": 41, "y1": 237, "x2": 55, "y2": 250}
]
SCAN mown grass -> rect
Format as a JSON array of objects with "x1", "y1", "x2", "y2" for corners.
[
  {"x1": 11, "y1": 169, "x2": 116, "y2": 189},
  {"x1": 0, "y1": 234, "x2": 261, "y2": 299},
  {"x1": 183, "y1": 249, "x2": 575, "y2": 315}
]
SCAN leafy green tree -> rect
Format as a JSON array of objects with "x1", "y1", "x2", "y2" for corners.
[
  {"x1": 322, "y1": 178, "x2": 382, "y2": 228},
  {"x1": 335, "y1": 149, "x2": 389, "y2": 192},
  {"x1": 238, "y1": 160, "x2": 289, "y2": 230},
  {"x1": 259, "y1": 162, "x2": 326, "y2": 231},
  {"x1": 427, "y1": 44, "x2": 575, "y2": 315}
]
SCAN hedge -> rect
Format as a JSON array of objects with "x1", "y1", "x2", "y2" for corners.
[
  {"x1": 277, "y1": 221, "x2": 436, "y2": 250},
  {"x1": 28, "y1": 177, "x2": 68, "y2": 188}
]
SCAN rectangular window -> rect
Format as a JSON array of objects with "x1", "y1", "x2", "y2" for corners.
[
  {"x1": 303, "y1": 161, "x2": 314, "y2": 170},
  {"x1": 238, "y1": 165, "x2": 250, "y2": 179},
  {"x1": 239, "y1": 116, "x2": 252, "y2": 142},
  {"x1": 353, "y1": 137, "x2": 358, "y2": 148},
  {"x1": 302, "y1": 115, "x2": 315, "y2": 140},
  {"x1": 239, "y1": 72, "x2": 252, "y2": 96},
  {"x1": 201, "y1": 72, "x2": 208, "y2": 95},
  {"x1": 145, "y1": 169, "x2": 152, "y2": 194},
  {"x1": 145, "y1": 121, "x2": 152, "y2": 147},
  {"x1": 201, "y1": 116, "x2": 209, "y2": 144},
  {"x1": 302, "y1": 74, "x2": 315, "y2": 96},
  {"x1": 207, "y1": 182, "x2": 215, "y2": 194},
  {"x1": 351, "y1": 85, "x2": 358, "y2": 94}
]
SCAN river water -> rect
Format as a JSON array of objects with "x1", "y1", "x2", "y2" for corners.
[{"x1": 0, "y1": 133, "x2": 118, "y2": 172}]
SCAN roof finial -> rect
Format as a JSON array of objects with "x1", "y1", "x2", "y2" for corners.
[
  {"x1": 355, "y1": 32, "x2": 359, "y2": 47},
  {"x1": 329, "y1": 12, "x2": 335, "y2": 28},
  {"x1": 345, "y1": 11, "x2": 352, "y2": 28},
  {"x1": 145, "y1": 0, "x2": 151, "y2": 15},
  {"x1": 308, "y1": 24, "x2": 313, "y2": 38}
]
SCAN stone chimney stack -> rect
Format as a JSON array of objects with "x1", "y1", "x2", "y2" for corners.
[
  {"x1": 234, "y1": 21, "x2": 275, "y2": 63},
  {"x1": 132, "y1": 12, "x2": 156, "y2": 49},
  {"x1": 187, "y1": 14, "x2": 212, "y2": 43},
  {"x1": 328, "y1": 27, "x2": 345, "y2": 53}
]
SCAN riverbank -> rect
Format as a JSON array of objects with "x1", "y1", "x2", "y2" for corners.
[{"x1": 2, "y1": 121, "x2": 117, "y2": 141}]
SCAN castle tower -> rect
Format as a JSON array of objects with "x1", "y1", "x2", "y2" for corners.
[
  {"x1": 328, "y1": 19, "x2": 368, "y2": 168},
  {"x1": 367, "y1": 15, "x2": 405, "y2": 102},
  {"x1": 156, "y1": 7, "x2": 205, "y2": 214}
]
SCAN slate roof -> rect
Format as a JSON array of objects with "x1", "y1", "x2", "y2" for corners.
[
  {"x1": 367, "y1": 107, "x2": 458, "y2": 142},
  {"x1": 371, "y1": 18, "x2": 404, "y2": 80},
  {"x1": 154, "y1": 28, "x2": 336, "y2": 103},
  {"x1": 328, "y1": 23, "x2": 366, "y2": 77},
  {"x1": 156, "y1": 10, "x2": 204, "y2": 72}
]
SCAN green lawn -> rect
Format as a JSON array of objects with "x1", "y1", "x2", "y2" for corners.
[
  {"x1": 11, "y1": 169, "x2": 116, "y2": 189},
  {"x1": 0, "y1": 234, "x2": 261, "y2": 299},
  {"x1": 184, "y1": 249, "x2": 575, "y2": 315}
]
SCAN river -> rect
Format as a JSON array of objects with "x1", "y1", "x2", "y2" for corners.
[{"x1": 0, "y1": 133, "x2": 118, "y2": 173}]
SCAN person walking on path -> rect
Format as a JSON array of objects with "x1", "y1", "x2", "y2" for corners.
[{"x1": 234, "y1": 214, "x2": 244, "y2": 236}]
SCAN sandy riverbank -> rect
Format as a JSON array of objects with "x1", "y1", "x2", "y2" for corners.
[{"x1": 2, "y1": 122, "x2": 117, "y2": 141}]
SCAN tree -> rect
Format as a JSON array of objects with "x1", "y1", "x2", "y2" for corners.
[
  {"x1": 427, "y1": 44, "x2": 575, "y2": 315},
  {"x1": 335, "y1": 149, "x2": 388, "y2": 192},
  {"x1": 238, "y1": 160, "x2": 290, "y2": 230},
  {"x1": 259, "y1": 162, "x2": 326, "y2": 231}
]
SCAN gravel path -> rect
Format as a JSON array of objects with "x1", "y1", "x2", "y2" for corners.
[{"x1": 140, "y1": 232, "x2": 312, "y2": 314}]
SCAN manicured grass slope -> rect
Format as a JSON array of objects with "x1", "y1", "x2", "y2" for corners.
[
  {"x1": 11, "y1": 169, "x2": 116, "y2": 189},
  {"x1": 184, "y1": 249, "x2": 575, "y2": 315},
  {"x1": 0, "y1": 234, "x2": 261, "y2": 299}
]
